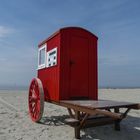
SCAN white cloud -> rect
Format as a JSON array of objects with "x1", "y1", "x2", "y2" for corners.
[{"x1": 0, "y1": 26, "x2": 14, "y2": 38}]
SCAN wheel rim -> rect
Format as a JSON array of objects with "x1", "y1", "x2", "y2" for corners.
[{"x1": 28, "y1": 78, "x2": 44, "y2": 122}]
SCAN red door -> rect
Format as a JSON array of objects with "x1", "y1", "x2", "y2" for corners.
[{"x1": 69, "y1": 36, "x2": 89, "y2": 99}]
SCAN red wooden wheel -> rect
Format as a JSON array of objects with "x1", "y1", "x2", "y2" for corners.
[{"x1": 28, "y1": 78, "x2": 44, "y2": 122}]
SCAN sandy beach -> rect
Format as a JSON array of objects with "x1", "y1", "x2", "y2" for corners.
[{"x1": 0, "y1": 89, "x2": 140, "y2": 140}]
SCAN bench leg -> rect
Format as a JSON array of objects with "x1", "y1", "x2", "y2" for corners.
[
  {"x1": 115, "y1": 120, "x2": 120, "y2": 130},
  {"x1": 114, "y1": 108, "x2": 120, "y2": 131},
  {"x1": 74, "y1": 111, "x2": 81, "y2": 139},
  {"x1": 75, "y1": 127, "x2": 80, "y2": 139}
]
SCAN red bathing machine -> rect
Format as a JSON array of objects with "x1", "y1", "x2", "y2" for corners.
[
  {"x1": 29, "y1": 27, "x2": 98, "y2": 121},
  {"x1": 28, "y1": 27, "x2": 140, "y2": 138},
  {"x1": 37, "y1": 27, "x2": 98, "y2": 101}
]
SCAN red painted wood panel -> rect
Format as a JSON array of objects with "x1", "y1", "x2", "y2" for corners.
[
  {"x1": 38, "y1": 33, "x2": 60, "y2": 101},
  {"x1": 69, "y1": 36, "x2": 89, "y2": 98}
]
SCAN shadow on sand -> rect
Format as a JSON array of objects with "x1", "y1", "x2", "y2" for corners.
[
  {"x1": 40, "y1": 115, "x2": 140, "y2": 140},
  {"x1": 39, "y1": 114, "x2": 69, "y2": 126}
]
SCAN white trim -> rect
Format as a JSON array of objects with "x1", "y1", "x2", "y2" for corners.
[
  {"x1": 38, "y1": 44, "x2": 47, "y2": 70},
  {"x1": 46, "y1": 47, "x2": 57, "y2": 68}
]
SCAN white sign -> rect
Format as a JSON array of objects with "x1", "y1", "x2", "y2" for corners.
[{"x1": 46, "y1": 48, "x2": 57, "y2": 68}]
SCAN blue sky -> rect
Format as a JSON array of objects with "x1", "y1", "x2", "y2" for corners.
[{"x1": 0, "y1": 0, "x2": 140, "y2": 88}]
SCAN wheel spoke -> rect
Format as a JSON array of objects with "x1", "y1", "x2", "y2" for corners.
[
  {"x1": 35, "y1": 85, "x2": 39, "y2": 98},
  {"x1": 37, "y1": 100, "x2": 40, "y2": 111}
]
